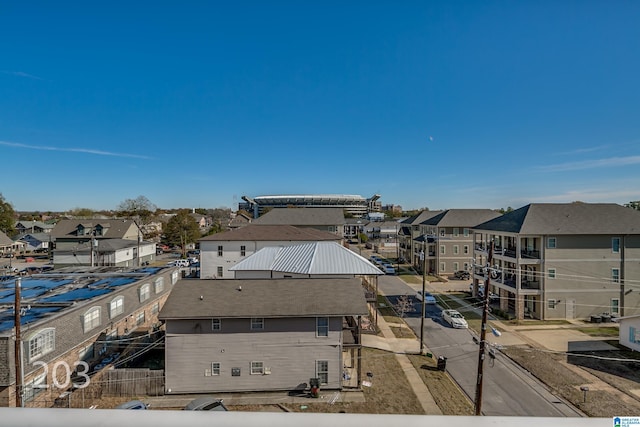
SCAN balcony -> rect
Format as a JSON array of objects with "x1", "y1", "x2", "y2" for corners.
[{"x1": 520, "y1": 249, "x2": 540, "y2": 259}]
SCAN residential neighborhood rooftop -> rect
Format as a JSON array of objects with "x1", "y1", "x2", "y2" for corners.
[
  {"x1": 159, "y1": 278, "x2": 369, "y2": 319},
  {"x1": 252, "y1": 207, "x2": 346, "y2": 226},
  {"x1": 199, "y1": 224, "x2": 342, "y2": 242}
]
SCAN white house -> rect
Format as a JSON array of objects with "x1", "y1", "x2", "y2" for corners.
[
  {"x1": 619, "y1": 315, "x2": 640, "y2": 352},
  {"x1": 198, "y1": 225, "x2": 342, "y2": 279}
]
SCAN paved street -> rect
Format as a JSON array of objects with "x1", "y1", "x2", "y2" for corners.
[{"x1": 377, "y1": 273, "x2": 583, "y2": 417}]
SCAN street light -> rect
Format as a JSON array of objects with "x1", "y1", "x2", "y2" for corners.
[{"x1": 419, "y1": 244, "x2": 426, "y2": 354}]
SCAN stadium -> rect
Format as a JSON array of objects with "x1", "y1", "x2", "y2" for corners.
[{"x1": 240, "y1": 194, "x2": 381, "y2": 218}]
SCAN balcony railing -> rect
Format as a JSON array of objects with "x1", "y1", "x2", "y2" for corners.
[{"x1": 520, "y1": 249, "x2": 540, "y2": 259}]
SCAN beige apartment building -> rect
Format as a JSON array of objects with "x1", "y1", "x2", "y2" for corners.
[{"x1": 472, "y1": 203, "x2": 640, "y2": 321}]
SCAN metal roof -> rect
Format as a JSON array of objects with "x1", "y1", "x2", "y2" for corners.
[{"x1": 229, "y1": 241, "x2": 383, "y2": 276}]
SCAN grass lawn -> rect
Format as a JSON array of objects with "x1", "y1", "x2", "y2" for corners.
[
  {"x1": 390, "y1": 325, "x2": 416, "y2": 339},
  {"x1": 576, "y1": 326, "x2": 620, "y2": 337}
]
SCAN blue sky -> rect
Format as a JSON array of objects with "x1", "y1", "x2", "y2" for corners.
[{"x1": 1, "y1": 1, "x2": 639, "y2": 212}]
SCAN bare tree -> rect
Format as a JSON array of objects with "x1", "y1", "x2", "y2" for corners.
[{"x1": 394, "y1": 294, "x2": 414, "y2": 320}]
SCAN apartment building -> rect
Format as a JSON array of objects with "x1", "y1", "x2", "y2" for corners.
[{"x1": 472, "y1": 203, "x2": 640, "y2": 321}]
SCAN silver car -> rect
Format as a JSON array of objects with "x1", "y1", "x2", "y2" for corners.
[{"x1": 441, "y1": 309, "x2": 468, "y2": 328}]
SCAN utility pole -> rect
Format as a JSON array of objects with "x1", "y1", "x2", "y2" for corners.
[
  {"x1": 14, "y1": 277, "x2": 23, "y2": 407},
  {"x1": 419, "y1": 243, "x2": 426, "y2": 354},
  {"x1": 474, "y1": 241, "x2": 494, "y2": 415}
]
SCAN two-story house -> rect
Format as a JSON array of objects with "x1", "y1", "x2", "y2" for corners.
[
  {"x1": 397, "y1": 211, "x2": 443, "y2": 267},
  {"x1": 472, "y1": 203, "x2": 640, "y2": 321},
  {"x1": 198, "y1": 225, "x2": 342, "y2": 279},
  {"x1": 159, "y1": 278, "x2": 369, "y2": 394},
  {"x1": 50, "y1": 219, "x2": 155, "y2": 267}
]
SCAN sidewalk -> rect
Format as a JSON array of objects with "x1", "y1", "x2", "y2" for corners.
[{"x1": 363, "y1": 300, "x2": 443, "y2": 414}]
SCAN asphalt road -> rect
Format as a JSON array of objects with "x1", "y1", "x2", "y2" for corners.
[{"x1": 378, "y1": 273, "x2": 582, "y2": 417}]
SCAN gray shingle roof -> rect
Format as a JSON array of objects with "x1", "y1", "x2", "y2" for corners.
[
  {"x1": 51, "y1": 219, "x2": 137, "y2": 239},
  {"x1": 229, "y1": 242, "x2": 383, "y2": 276},
  {"x1": 158, "y1": 278, "x2": 369, "y2": 319},
  {"x1": 252, "y1": 208, "x2": 346, "y2": 226},
  {"x1": 421, "y1": 209, "x2": 501, "y2": 227},
  {"x1": 199, "y1": 224, "x2": 341, "y2": 242},
  {"x1": 400, "y1": 210, "x2": 443, "y2": 225},
  {"x1": 0, "y1": 230, "x2": 13, "y2": 246},
  {"x1": 474, "y1": 203, "x2": 640, "y2": 235}
]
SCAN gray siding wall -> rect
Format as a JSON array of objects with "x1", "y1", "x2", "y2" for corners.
[
  {"x1": 544, "y1": 235, "x2": 640, "y2": 319},
  {"x1": 165, "y1": 317, "x2": 343, "y2": 393}
]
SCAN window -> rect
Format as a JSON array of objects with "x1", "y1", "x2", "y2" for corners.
[
  {"x1": 548, "y1": 299, "x2": 557, "y2": 309},
  {"x1": 612, "y1": 237, "x2": 620, "y2": 253},
  {"x1": 611, "y1": 298, "x2": 620, "y2": 315},
  {"x1": 171, "y1": 271, "x2": 179, "y2": 284},
  {"x1": 440, "y1": 245, "x2": 445, "y2": 255},
  {"x1": 211, "y1": 362, "x2": 221, "y2": 376},
  {"x1": 453, "y1": 228, "x2": 459, "y2": 237},
  {"x1": 251, "y1": 318, "x2": 264, "y2": 330},
  {"x1": 83, "y1": 307, "x2": 101, "y2": 333},
  {"x1": 440, "y1": 262, "x2": 445, "y2": 272},
  {"x1": 139, "y1": 284, "x2": 151, "y2": 302},
  {"x1": 630, "y1": 327, "x2": 640, "y2": 344},
  {"x1": 217, "y1": 266, "x2": 223, "y2": 278},
  {"x1": 547, "y1": 237, "x2": 557, "y2": 249},
  {"x1": 548, "y1": 268, "x2": 556, "y2": 279},
  {"x1": 316, "y1": 360, "x2": 329, "y2": 385},
  {"x1": 463, "y1": 245, "x2": 469, "y2": 255},
  {"x1": 212, "y1": 318, "x2": 221, "y2": 331},
  {"x1": 77, "y1": 225, "x2": 85, "y2": 236},
  {"x1": 28, "y1": 328, "x2": 55, "y2": 361},
  {"x1": 440, "y1": 229, "x2": 445, "y2": 237},
  {"x1": 612, "y1": 268, "x2": 620, "y2": 283},
  {"x1": 453, "y1": 262, "x2": 459, "y2": 272},
  {"x1": 95, "y1": 225, "x2": 103, "y2": 236},
  {"x1": 241, "y1": 245, "x2": 246, "y2": 257},
  {"x1": 453, "y1": 245, "x2": 459, "y2": 255},
  {"x1": 251, "y1": 361, "x2": 264, "y2": 375},
  {"x1": 463, "y1": 228, "x2": 469, "y2": 237},
  {"x1": 136, "y1": 311, "x2": 145, "y2": 326},
  {"x1": 110, "y1": 296, "x2": 124, "y2": 318},
  {"x1": 24, "y1": 371, "x2": 47, "y2": 402},
  {"x1": 218, "y1": 245, "x2": 223, "y2": 257},
  {"x1": 151, "y1": 302, "x2": 160, "y2": 314},
  {"x1": 463, "y1": 262, "x2": 469, "y2": 271},
  {"x1": 154, "y1": 277, "x2": 164, "y2": 293},
  {"x1": 316, "y1": 317, "x2": 329, "y2": 337}
]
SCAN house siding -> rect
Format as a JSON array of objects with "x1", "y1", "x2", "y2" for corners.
[{"x1": 165, "y1": 317, "x2": 343, "y2": 393}]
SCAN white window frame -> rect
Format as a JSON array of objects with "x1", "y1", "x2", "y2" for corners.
[
  {"x1": 250, "y1": 361, "x2": 264, "y2": 375},
  {"x1": 463, "y1": 262, "x2": 469, "y2": 271},
  {"x1": 139, "y1": 283, "x2": 151, "y2": 302},
  {"x1": 440, "y1": 245, "x2": 445, "y2": 255},
  {"x1": 154, "y1": 277, "x2": 164, "y2": 293},
  {"x1": 241, "y1": 245, "x2": 246, "y2": 257},
  {"x1": 109, "y1": 296, "x2": 124, "y2": 319},
  {"x1": 612, "y1": 237, "x2": 621, "y2": 253},
  {"x1": 212, "y1": 318, "x2": 221, "y2": 331},
  {"x1": 611, "y1": 268, "x2": 620, "y2": 283},
  {"x1": 453, "y1": 245, "x2": 459, "y2": 255},
  {"x1": 171, "y1": 271, "x2": 179, "y2": 284},
  {"x1": 547, "y1": 299, "x2": 557, "y2": 309},
  {"x1": 151, "y1": 302, "x2": 160, "y2": 314},
  {"x1": 24, "y1": 370, "x2": 47, "y2": 402},
  {"x1": 83, "y1": 307, "x2": 101, "y2": 333},
  {"x1": 463, "y1": 245, "x2": 469, "y2": 255},
  {"x1": 547, "y1": 237, "x2": 557, "y2": 249},
  {"x1": 217, "y1": 266, "x2": 223, "y2": 278},
  {"x1": 453, "y1": 262, "x2": 459, "y2": 272},
  {"x1": 316, "y1": 317, "x2": 329, "y2": 337},
  {"x1": 28, "y1": 328, "x2": 55, "y2": 361},
  {"x1": 439, "y1": 229, "x2": 445, "y2": 237},
  {"x1": 136, "y1": 311, "x2": 145, "y2": 326},
  {"x1": 316, "y1": 360, "x2": 329, "y2": 385},
  {"x1": 548, "y1": 268, "x2": 556, "y2": 279},
  {"x1": 251, "y1": 317, "x2": 264, "y2": 331},
  {"x1": 217, "y1": 245, "x2": 223, "y2": 257},
  {"x1": 211, "y1": 362, "x2": 221, "y2": 376},
  {"x1": 463, "y1": 228, "x2": 469, "y2": 237},
  {"x1": 611, "y1": 298, "x2": 620, "y2": 315},
  {"x1": 440, "y1": 262, "x2": 445, "y2": 272},
  {"x1": 453, "y1": 228, "x2": 459, "y2": 237}
]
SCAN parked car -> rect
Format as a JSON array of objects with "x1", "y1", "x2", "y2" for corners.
[
  {"x1": 184, "y1": 396, "x2": 228, "y2": 411},
  {"x1": 383, "y1": 265, "x2": 395, "y2": 275},
  {"x1": 441, "y1": 309, "x2": 468, "y2": 328},
  {"x1": 415, "y1": 290, "x2": 437, "y2": 305},
  {"x1": 115, "y1": 400, "x2": 148, "y2": 410},
  {"x1": 453, "y1": 270, "x2": 470, "y2": 280}
]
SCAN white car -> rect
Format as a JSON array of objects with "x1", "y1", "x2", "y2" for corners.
[
  {"x1": 415, "y1": 290, "x2": 437, "y2": 305},
  {"x1": 441, "y1": 309, "x2": 468, "y2": 328}
]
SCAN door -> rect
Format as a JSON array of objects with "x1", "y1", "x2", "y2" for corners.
[{"x1": 566, "y1": 299, "x2": 575, "y2": 319}]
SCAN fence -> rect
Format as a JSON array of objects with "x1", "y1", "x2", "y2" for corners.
[{"x1": 102, "y1": 369, "x2": 164, "y2": 397}]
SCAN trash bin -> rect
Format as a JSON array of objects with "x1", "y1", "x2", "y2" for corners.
[
  {"x1": 600, "y1": 314, "x2": 611, "y2": 323},
  {"x1": 309, "y1": 378, "x2": 320, "y2": 398},
  {"x1": 590, "y1": 315, "x2": 602, "y2": 323},
  {"x1": 437, "y1": 356, "x2": 447, "y2": 371}
]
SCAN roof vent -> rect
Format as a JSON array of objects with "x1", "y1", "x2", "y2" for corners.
[
  {"x1": 238, "y1": 285, "x2": 242, "y2": 291},
  {"x1": 199, "y1": 295, "x2": 204, "y2": 300}
]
